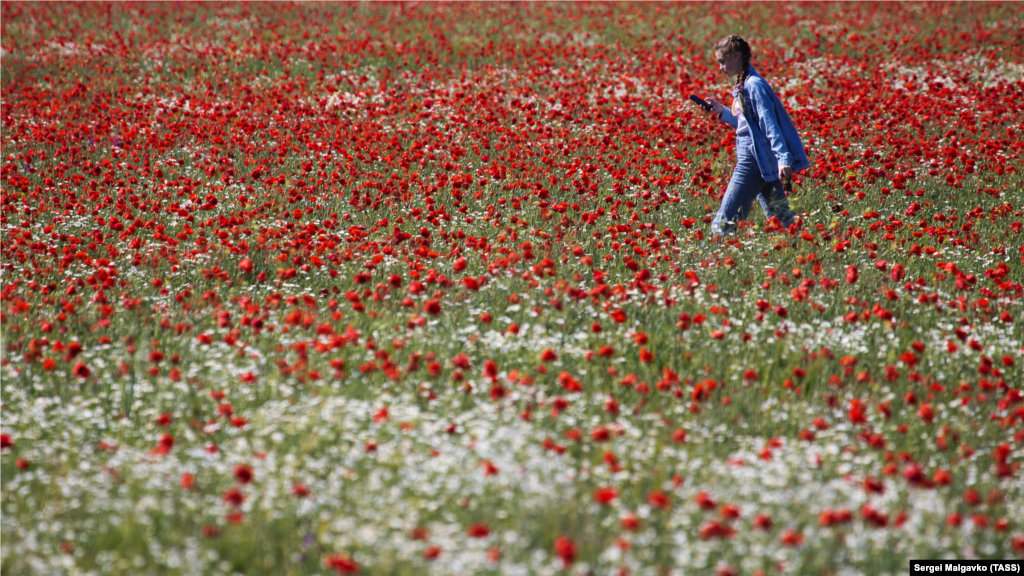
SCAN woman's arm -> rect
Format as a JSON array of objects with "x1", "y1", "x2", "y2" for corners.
[
  {"x1": 749, "y1": 82, "x2": 792, "y2": 170},
  {"x1": 707, "y1": 99, "x2": 737, "y2": 128}
]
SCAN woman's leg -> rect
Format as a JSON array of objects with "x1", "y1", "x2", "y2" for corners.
[
  {"x1": 757, "y1": 179, "x2": 797, "y2": 229},
  {"x1": 711, "y1": 145, "x2": 762, "y2": 237}
]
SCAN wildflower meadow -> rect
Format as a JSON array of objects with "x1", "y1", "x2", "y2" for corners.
[{"x1": 1, "y1": 3, "x2": 1022, "y2": 575}]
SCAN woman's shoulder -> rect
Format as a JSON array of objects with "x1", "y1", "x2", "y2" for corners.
[
  {"x1": 745, "y1": 73, "x2": 773, "y2": 93},
  {"x1": 744, "y1": 74, "x2": 777, "y2": 103}
]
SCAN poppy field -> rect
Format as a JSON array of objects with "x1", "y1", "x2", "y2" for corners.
[{"x1": 1, "y1": 2, "x2": 1023, "y2": 575}]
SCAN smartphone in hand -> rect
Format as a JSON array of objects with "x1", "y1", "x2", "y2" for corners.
[{"x1": 689, "y1": 94, "x2": 713, "y2": 112}]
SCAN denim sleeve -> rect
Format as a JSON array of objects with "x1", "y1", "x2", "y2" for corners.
[
  {"x1": 750, "y1": 82, "x2": 792, "y2": 168},
  {"x1": 718, "y1": 108, "x2": 738, "y2": 129}
]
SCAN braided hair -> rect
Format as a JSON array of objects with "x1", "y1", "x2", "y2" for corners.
[{"x1": 715, "y1": 35, "x2": 752, "y2": 118}]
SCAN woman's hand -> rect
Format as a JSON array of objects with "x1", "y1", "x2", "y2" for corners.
[
  {"x1": 779, "y1": 165, "x2": 792, "y2": 181},
  {"x1": 706, "y1": 98, "x2": 725, "y2": 116}
]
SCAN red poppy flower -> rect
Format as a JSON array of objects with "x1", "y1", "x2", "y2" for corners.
[
  {"x1": 322, "y1": 553, "x2": 360, "y2": 575},
  {"x1": 466, "y1": 522, "x2": 490, "y2": 538},
  {"x1": 593, "y1": 486, "x2": 619, "y2": 505},
  {"x1": 553, "y1": 535, "x2": 576, "y2": 565},
  {"x1": 699, "y1": 519, "x2": 736, "y2": 540},
  {"x1": 672, "y1": 428, "x2": 688, "y2": 443},
  {"x1": 780, "y1": 528, "x2": 804, "y2": 546},
  {"x1": 233, "y1": 464, "x2": 254, "y2": 485},
  {"x1": 451, "y1": 354, "x2": 471, "y2": 370},
  {"x1": 917, "y1": 403, "x2": 935, "y2": 423},
  {"x1": 223, "y1": 487, "x2": 245, "y2": 507},
  {"x1": 72, "y1": 361, "x2": 91, "y2": 379},
  {"x1": 150, "y1": 433, "x2": 174, "y2": 456},
  {"x1": 648, "y1": 489, "x2": 671, "y2": 509},
  {"x1": 695, "y1": 491, "x2": 717, "y2": 510},
  {"x1": 621, "y1": 514, "x2": 641, "y2": 531},
  {"x1": 424, "y1": 299, "x2": 442, "y2": 315},
  {"x1": 752, "y1": 513, "x2": 773, "y2": 531},
  {"x1": 480, "y1": 460, "x2": 499, "y2": 476}
]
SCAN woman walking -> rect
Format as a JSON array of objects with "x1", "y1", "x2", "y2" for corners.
[{"x1": 704, "y1": 35, "x2": 810, "y2": 237}]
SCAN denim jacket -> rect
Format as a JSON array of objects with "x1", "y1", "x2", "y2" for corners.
[{"x1": 718, "y1": 64, "x2": 810, "y2": 183}]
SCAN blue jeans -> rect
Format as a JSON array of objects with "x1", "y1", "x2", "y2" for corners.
[{"x1": 710, "y1": 134, "x2": 796, "y2": 237}]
